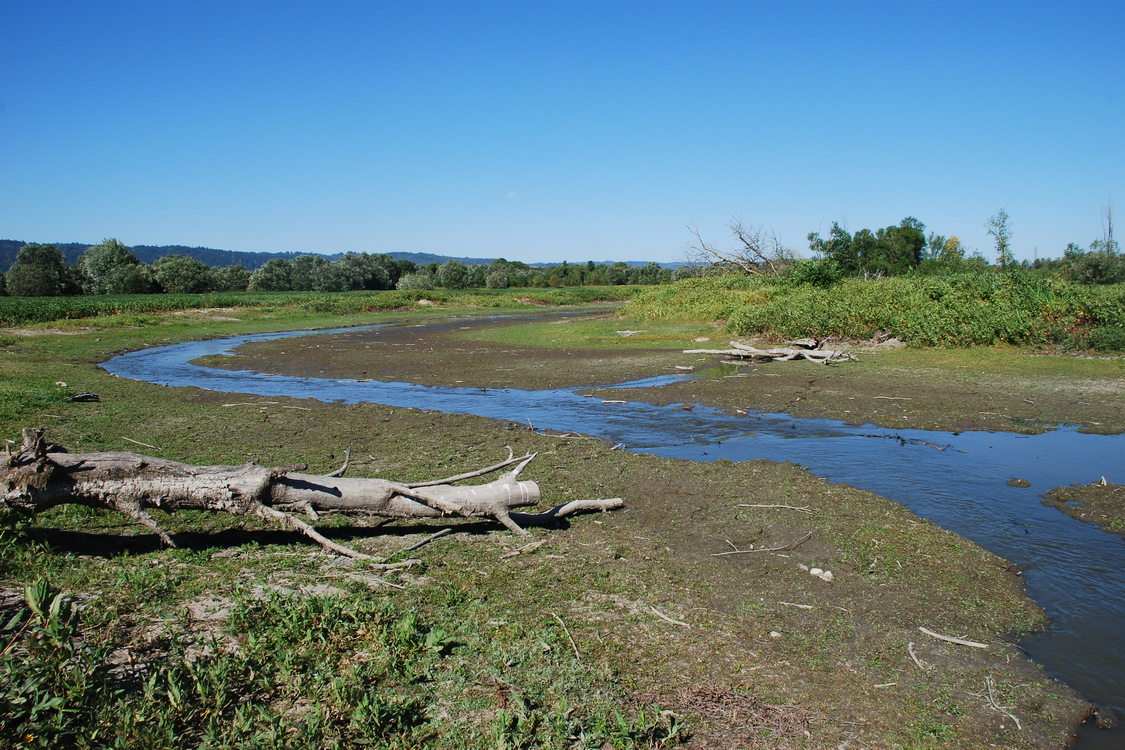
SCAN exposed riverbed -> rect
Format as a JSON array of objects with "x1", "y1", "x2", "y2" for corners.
[{"x1": 100, "y1": 317, "x2": 1125, "y2": 748}]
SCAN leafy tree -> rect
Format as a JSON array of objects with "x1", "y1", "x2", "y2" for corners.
[
  {"x1": 870, "y1": 217, "x2": 926, "y2": 275},
  {"x1": 111, "y1": 264, "x2": 158, "y2": 294},
  {"x1": 394, "y1": 259, "x2": 417, "y2": 279},
  {"x1": 78, "y1": 238, "x2": 140, "y2": 294},
  {"x1": 630, "y1": 262, "x2": 666, "y2": 285},
  {"x1": 604, "y1": 262, "x2": 631, "y2": 285},
  {"x1": 808, "y1": 222, "x2": 857, "y2": 272},
  {"x1": 312, "y1": 263, "x2": 352, "y2": 292},
  {"x1": 288, "y1": 254, "x2": 331, "y2": 291},
  {"x1": 850, "y1": 229, "x2": 879, "y2": 275},
  {"x1": 436, "y1": 260, "x2": 470, "y2": 289},
  {"x1": 914, "y1": 236, "x2": 971, "y2": 275},
  {"x1": 396, "y1": 271, "x2": 434, "y2": 290},
  {"x1": 210, "y1": 265, "x2": 251, "y2": 292},
  {"x1": 672, "y1": 265, "x2": 703, "y2": 281},
  {"x1": 334, "y1": 253, "x2": 394, "y2": 290},
  {"x1": 154, "y1": 255, "x2": 212, "y2": 293},
  {"x1": 485, "y1": 269, "x2": 510, "y2": 289},
  {"x1": 986, "y1": 209, "x2": 1014, "y2": 269},
  {"x1": 0, "y1": 271, "x2": 6, "y2": 296},
  {"x1": 925, "y1": 232, "x2": 947, "y2": 259},
  {"x1": 488, "y1": 258, "x2": 530, "y2": 287},
  {"x1": 5, "y1": 244, "x2": 69, "y2": 296},
  {"x1": 810, "y1": 218, "x2": 926, "y2": 276},
  {"x1": 249, "y1": 259, "x2": 293, "y2": 291},
  {"x1": 466, "y1": 264, "x2": 487, "y2": 288},
  {"x1": 1062, "y1": 240, "x2": 1125, "y2": 285}
]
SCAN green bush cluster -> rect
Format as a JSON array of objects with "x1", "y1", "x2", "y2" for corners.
[
  {"x1": 631, "y1": 272, "x2": 1125, "y2": 350},
  {"x1": 627, "y1": 274, "x2": 776, "y2": 322}
]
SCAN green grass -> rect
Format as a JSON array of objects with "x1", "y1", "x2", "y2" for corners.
[
  {"x1": 0, "y1": 287, "x2": 639, "y2": 327},
  {"x1": 0, "y1": 578, "x2": 678, "y2": 749}
]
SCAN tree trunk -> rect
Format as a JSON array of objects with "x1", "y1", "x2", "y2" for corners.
[{"x1": 2, "y1": 429, "x2": 623, "y2": 559}]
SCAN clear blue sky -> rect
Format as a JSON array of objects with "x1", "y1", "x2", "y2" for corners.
[{"x1": 2, "y1": 1, "x2": 1122, "y2": 263}]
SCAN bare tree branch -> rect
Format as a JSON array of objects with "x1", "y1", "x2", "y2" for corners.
[{"x1": 687, "y1": 219, "x2": 796, "y2": 275}]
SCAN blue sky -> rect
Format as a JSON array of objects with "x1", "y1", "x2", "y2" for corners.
[{"x1": 2, "y1": 1, "x2": 1122, "y2": 263}]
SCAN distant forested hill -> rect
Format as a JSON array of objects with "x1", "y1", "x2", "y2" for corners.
[
  {"x1": 0, "y1": 240, "x2": 317, "y2": 272},
  {"x1": 1, "y1": 239, "x2": 674, "y2": 272},
  {"x1": 0, "y1": 240, "x2": 505, "y2": 272}
]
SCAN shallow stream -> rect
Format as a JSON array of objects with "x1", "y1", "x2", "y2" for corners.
[{"x1": 101, "y1": 324, "x2": 1125, "y2": 748}]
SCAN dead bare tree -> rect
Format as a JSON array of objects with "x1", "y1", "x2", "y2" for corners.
[
  {"x1": 687, "y1": 219, "x2": 797, "y2": 276},
  {"x1": 2, "y1": 429, "x2": 623, "y2": 560}
]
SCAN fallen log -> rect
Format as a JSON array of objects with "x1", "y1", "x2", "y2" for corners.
[
  {"x1": 684, "y1": 340, "x2": 856, "y2": 364},
  {"x1": 2, "y1": 428, "x2": 624, "y2": 559}
]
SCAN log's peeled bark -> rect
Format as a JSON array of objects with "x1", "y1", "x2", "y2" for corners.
[{"x1": 2, "y1": 429, "x2": 623, "y2": 559}]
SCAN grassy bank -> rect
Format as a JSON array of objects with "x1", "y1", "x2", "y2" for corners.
[
  {"x1": 628, "y1": 273, "x2": 1125, "y2": 351},
  {"x1": 0, "y1": 286, "x2": 639, "y2": 327},
  {"x1": 1041, "y1": 482, "x2": 1125, "y2": 535},
  {"x1": 0, "y1": 307, "x2": 1095, "y2": 747}
]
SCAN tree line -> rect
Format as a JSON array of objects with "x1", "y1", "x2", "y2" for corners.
[
  {"x1": 5, "y1": 209, "x2": 1119, "y2": 298},
  {"x1": 696, "y1": 208, "x2": 1122, "y2": 286},
  {"x1": 0, "y1": 240, "x2": 678, "y2": 297}
]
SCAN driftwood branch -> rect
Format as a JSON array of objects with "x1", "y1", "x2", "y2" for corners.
[
  {"x1": 918, "y1": 626, "x2": 988, "y2": 649},
  {"x1": 685, "y1": 340, "x2": 855, "y2": 364},
  {"x1": 711, "y1": 531, "x2": 814, "y2": 556},
  {"x1": 2, "y1": 429, "x2": 625, "y2": 560},
  {"x1": 986, "y1": 677, "x2": 1022, "y2": 730}
]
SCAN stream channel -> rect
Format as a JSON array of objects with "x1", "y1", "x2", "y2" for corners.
[{"x1": 101, "y1": 321, "x2": 1125, "y2": 748}]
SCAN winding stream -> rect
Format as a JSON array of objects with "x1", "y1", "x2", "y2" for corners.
[{"x1": 101, "y1": 323, "x2": 1125, "y2": 748}]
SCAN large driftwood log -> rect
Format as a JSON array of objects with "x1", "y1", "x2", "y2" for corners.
[
  {"x1": 684, "y1": 340, "x2": 856, "y2": 364},
  {"x1": 2, "y1": 429, "x2": 623, "y2": 559}
]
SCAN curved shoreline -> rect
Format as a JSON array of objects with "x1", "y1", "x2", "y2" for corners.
[{"x1": 99, "y1": 316, "x2": 1125, "y2": 748}]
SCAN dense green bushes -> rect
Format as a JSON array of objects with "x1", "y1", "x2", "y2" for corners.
[
  {"x1": 629, "y1": 272, "x2": 1125, "y2": 351},
  {"x1": 0, "y1": 287, "x2": 639, "y2": 327}
]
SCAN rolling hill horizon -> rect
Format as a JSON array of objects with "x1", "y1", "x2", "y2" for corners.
[{"x1": 0, "y1": 239, "x2": 679, "y2": 273}]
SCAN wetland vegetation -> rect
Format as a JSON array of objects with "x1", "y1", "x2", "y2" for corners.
[{"x1": 1, "y1": 282, "x2": 1122, "y2": 748}]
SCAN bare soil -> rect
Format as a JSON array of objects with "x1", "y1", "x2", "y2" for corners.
[
  {"x1": 200, "y1": 313, "x2": 1125, "y2": 435},
  {"x1": 195, "y1": 313, "x2": 676, "y2": 390}
]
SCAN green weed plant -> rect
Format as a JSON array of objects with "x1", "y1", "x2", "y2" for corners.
[{"x1": 0, "y1": 579, "x2": 680, "y2": 749}]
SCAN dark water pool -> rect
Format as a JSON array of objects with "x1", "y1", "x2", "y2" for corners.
[{"x1": 101, "y1": 325, "x2": 1125, "y2": 747}]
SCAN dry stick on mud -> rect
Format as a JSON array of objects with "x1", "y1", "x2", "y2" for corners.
[
  {"x1": 2, "y1": 428, "x2": 624, "y2": 560},
  {"x1": 711, "y1": 531, "x2": 814, "y2": 556},
  {"x1": 918, "y1": 626, "x2": 989, "y2": 649}
]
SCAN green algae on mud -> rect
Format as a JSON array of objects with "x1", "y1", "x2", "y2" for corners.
[{"x1": 0, "y1": 307, "x2": 1097, "y2": 748}]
